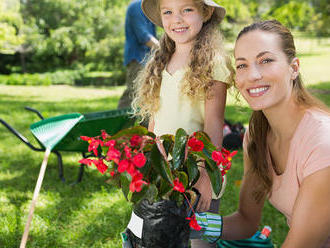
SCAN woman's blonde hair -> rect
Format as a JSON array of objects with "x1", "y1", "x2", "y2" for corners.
[{"x1": 132, "y1": 0, "x2": 234, "y2": 121}]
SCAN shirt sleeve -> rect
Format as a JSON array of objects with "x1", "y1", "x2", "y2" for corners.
[
  {"x1": 300, "y1": 120, "x2": 330, "y2": 179},
  {"x1": 212, "y1": 56, "x2": 232, "y2": 86},
  {"x1": 302, "y1": 136, "x2": 330, "y2": 179},
  {"x1": 127, "y1": 4, "x2": 155, "y2": 45}
]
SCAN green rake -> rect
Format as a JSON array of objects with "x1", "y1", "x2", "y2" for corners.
[{"x1": 20, "y1": 113, "x2": 84, "y2": 248}]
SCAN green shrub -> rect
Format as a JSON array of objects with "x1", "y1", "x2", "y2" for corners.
[
  {"x1": 0, "y1": 73, "x2": 51, "y2": 85},
  {"x1": 0, "y1": 69, "x2": 124, "y2": 86},
  {"x1": 0, "y1": 69, "x2": 84, "y2": 86}
]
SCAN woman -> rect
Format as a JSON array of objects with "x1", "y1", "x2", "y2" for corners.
[{"x1": 194, "y1": 20, "x2": 330, "y2": 247}]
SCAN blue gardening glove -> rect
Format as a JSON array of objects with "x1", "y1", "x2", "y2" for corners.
[
  {"x1": 121, "y1": 229, "x2": 133, "y2": 248},
  {"x1": 189, "y1": 212, "x2": 223, "y2": 243}
]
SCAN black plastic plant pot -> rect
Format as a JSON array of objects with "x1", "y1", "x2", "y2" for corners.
[{"x1": 127, "y1": 199, "x2": 190, "y2": 248}]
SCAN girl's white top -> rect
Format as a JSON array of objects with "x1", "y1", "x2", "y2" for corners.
[{"x1": 153, "y1": 57, "x2": 231, "y2": 136}]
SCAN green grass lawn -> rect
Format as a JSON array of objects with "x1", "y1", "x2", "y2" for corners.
[{"x1": 0, "y1": 36, "x2": 329, "y2": 248}]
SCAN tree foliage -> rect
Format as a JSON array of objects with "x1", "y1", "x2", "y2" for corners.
[
  {"x1": 0, "y1": 0, "x2": 24, "y2": 54},
  {"x1": 0, "y1": 0, "x2": 328, "y2": 76},
  {"x1": 263, "y1": 1, "x2": 314, "y2": 31}
]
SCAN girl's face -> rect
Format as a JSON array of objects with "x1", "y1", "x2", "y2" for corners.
[
  {"x1": 159, "y1": 0, "x2": 206, "y2": 48},
  {"x1": 234, "y1": 30, "x2": 299, "y2": 111}
]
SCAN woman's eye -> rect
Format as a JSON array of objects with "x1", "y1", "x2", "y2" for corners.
[
  {"x1": 261, "y1": 58, "x2": 273, "y2": 64},
  {"x1": 236, "y1": 64, "x2": 246, "y2": 70}
]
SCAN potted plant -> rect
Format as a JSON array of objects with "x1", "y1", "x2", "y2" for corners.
[{"x1": 79, "y1": 126, "x2": 236, "y2": 248}]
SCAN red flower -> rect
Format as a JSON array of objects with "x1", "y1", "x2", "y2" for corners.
[
  {"x1": 211, "y1": 150, "x2": 223, "y2": 165},
  {"x1": 110, "y1": 171, "x2": 115, "y2": 177},
  {"x1": 105, "y1": 140, "x2": 116, "y2": 148},
  {"x1": 188, "y1": 137, "x2": 204, "y2": 152},
  {"x1": 132, "y1": 153, "x2": 146, "y2": 168},
  {"x1": 118, "y1": 159, "x2": 130, "y2": 173},
  {"x1": 118, "y1": 159, "x2": 136, "y2": 176},
  {"x1": 127, "y1": 161, "x2": 137, "y2": 176},
  {"x1": 80, "y1": 136, "x2": 103, "y2": 156},
  {"x1": 124, "y1": 145, "x2": 132, "y2": 159},
  {"x1": 79, "y1": 158, "x2": 108, "y2": 174},
  {"x1": 130, "y1": 135, "x2": 142, "y2": 147},
  {"x1": 186, "y1": 214, "x2": 202, "y2": 231},
  {"x1": 129, "y1": 172, "x2": 148, "y2": 192},
  {"x1": 106, "y1": 147, "x2": 121, "y2": 164},
  {"x1": 80, "y1": 136, "x2": 91, "y2": 142},
  {"x1": 93, "y1": 159, "x2": 108, "y2": 174},
  {"x1": 101, "y1": 130, "x2": 109, "y2": 140},
  {"x1": 78, "y1": 158, "x2": 94, "y2": 166},
  {"x1": 173, "y1": 178, "x2": 185, "y2": 193},
  {"x1": 221, "y1": 149, "x2": 237, "y2": 169}
]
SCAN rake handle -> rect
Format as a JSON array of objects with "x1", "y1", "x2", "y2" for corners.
[{"x1": 20, "y1": 148, "x2": 51, "y2": 248}]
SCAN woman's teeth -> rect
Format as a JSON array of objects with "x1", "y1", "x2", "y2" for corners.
[{"x1": 248, "y1": 87, "x2": 268, "y2": 94}]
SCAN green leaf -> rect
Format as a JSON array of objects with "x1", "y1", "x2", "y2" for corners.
[
  {"x1": 169, "y1": 191, "x2": 184, "y2": 207},
  {"x1": 130, "y1": 183, "x2": 158, "y2": 204},
  {"x1": 172, "y1": 128, "x2": 188, "y2": 170},
  {"x1": 120, "y1": 172, "x2": 131, "y2": 201},
  {"x1": 194, "y1": 131, "x2": 217, "y2": 152},
  {"x1": 101, "y1": 145, "x2": 108, "y2": 155},
  {"x1": 150, "y1": 145, "x2": 173, "y2": 184},
  {"x1": 186, "y1": 154, "x2": 200, "y2": 186},
  {"x1": 158, "y1": 180, "x2": 173, "y2": 198},
  {"x1": 160, "y1": 134, "x2": 174, "y2": 156},
  {"x1": 205, "y1": 161, "x2": 222, "y2": 197},
  {"x1": 176, "y1": 171, "x2": 188, "y2": 189},
  {"x1": 111, "y1": 125, "x2": 150, "y2": 140}
]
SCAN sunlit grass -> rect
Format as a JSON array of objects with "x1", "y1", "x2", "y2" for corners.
[{"x1": 0, "y1": 36, "x2": 329, "y2": 248}]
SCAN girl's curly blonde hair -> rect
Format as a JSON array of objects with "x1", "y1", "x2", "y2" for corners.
[{"x1": 132, "y1": 0, "x2": 234, "y2": 122}]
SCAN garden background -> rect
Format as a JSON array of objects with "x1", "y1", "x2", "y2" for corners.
[{"x1": 0, "y1": 0, "x2": 329, "y2": 247}]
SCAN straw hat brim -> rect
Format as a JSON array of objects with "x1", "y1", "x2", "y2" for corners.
[{"x1": 141, "y1": 0, "x2": 226, "y2": 27}]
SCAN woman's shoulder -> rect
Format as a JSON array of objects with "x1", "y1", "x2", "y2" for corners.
[
  {"x1": 303, "y1": 108, "x2": 330, "y2": 133},
  {"x1": 294, "y1": 108, "x2": 330, "y2": 177},
  {"x1": 294, "y1": 108, "x2": 330, "y2": 146}
]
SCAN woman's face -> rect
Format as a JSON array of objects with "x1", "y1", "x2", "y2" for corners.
[
  {"x1": 159, "y1": 0, "x2": 205, "y2": 48},
  {"x1": 234, "y1": 30, "x2": 298, "y2": 111}
]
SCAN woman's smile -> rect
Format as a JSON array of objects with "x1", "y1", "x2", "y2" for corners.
[{"x1": 247, "y1": 85, "x2": 270, "y2": 97}]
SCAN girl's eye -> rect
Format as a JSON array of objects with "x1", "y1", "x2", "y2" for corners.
[
  {"x1": 162, "y1": 10, "x2": 172, "y2": 15},
  {"x1": 183, "y1": 8, "x2": 193, "y2": 13},
  {"x1": 261, "y1": 58, "x2": 274, "y2": 64},
  {"x1": 236, "y1": 64, "x2": 246, "y2": 70}
]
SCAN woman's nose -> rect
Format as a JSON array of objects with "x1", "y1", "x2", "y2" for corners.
[{"x1": 248, "y1": 64, "x2": 262, "y2": 82}]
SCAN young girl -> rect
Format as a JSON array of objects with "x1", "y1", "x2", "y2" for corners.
[{"x1": 131, "y1": 0, "x2": 233, "y2": 247}]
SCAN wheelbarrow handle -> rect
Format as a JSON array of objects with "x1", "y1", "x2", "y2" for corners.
[
  {"x1": 24, "y1": 106, "x2": 44, "y2": 120},
  {"x1": 0, "y1": 118, "x2": 43, "y2": 152}
]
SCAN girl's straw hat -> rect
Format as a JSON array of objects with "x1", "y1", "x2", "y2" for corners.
[{"x1": 141, "y1": 0, "x2": 226, "y2": 27}]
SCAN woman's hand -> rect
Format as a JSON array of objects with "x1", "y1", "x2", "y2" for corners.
[
  {"x1": 194, "y1": 167, "x2": 212, "y2": 212},
  {"x1": 190, "y1": 212, "x2": 223, "y2": 243}
]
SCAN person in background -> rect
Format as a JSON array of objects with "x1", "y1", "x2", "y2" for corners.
[
  {"x1": 192, "y1": 20, "x2": 330, "y2": 248},
  {"x1": 117, "y1": 0, "x2": 159, "y2": 109}
]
